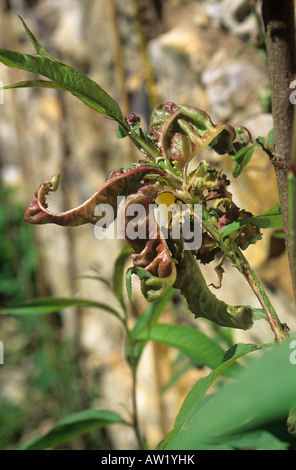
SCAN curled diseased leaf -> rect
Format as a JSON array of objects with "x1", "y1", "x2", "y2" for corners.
[
  {"x1": 174, "y1": 250, "x2": 253, "y2": 330},
  {"x1": 24, "y1": 164, "x2": 165, "y2": 226},
  {"x1": 147, "y1": 102, "x2": 247, "y2": 176},
  {"x1": 209, "y1": 256, "x2": 225, "y2": 290},
  {"x1": 186, "y1": 160, "x2": 232, "y2": 202},
  {"x1": 0, "y1": 14, "x2": 284, "y2": 341},
  {"x1": 185, "y1": 161, "x2": 262, "y2": 260},
  {"x1": 124, "y1": 184, "x2": 177, "y2": 301}
]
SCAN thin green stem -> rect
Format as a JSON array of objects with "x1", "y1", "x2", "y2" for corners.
[
  {"x1": 201, "y1": 206, "x2": 287, "y2": 342},
  {"x1": 131, "y1": 366, "x2": 146, "y2": 450},
  {"x1": 225, "y1": 238, "x2": 287, "y2": 342},
  {"x1": 121, "y1": 121, "x2": 159, "y2": 161},
  {"x1": 122, "y1": 317, "x2": 146, "y2": 450}
]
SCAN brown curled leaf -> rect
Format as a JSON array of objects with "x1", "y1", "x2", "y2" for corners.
[
  {"x1": 23, "y1": 163, "x2": 166, "y2": 226},
  {"x1": 217, "y1": 205, "x2": 240, "y2": 232},
  {"x1": 208, "y1": 256, "x2": 225, "y2": 290},
  {"x1": 147, "y1": 103, "x2": 239, "y2": 174},
  {"x1": 124, "y1": 184, "x2": 177, "y2": 301}
]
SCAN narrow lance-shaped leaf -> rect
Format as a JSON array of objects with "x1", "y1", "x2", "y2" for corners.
[
  {"x1": 0, "y1": 297, "x2": 122, "y2": 319},
  {"x1": 17, "y1": 15, "x2": 51, "y2": 57},
  {"x1": 112, "y1": 245, "x2": 133, "y2": 308},
  {"x1": 166, "y1": 337, "x2": 296, "y2": 450},
  {"x1": 75, "y1": 274, "x2": 112, "y2": 290},
  {"x1": 0, "y1": 17, "x2": 160, "y2": 158},
  {"x1": 133, "y1": 323, "x2": 226, "y2": 370},
  {"x1": 126, "y1": 288, "x2": 174, "y2": 365},
  {"x1": 20, "y1": 409, "x2": 125, "y2": 450},
  {"x1": 0, "y1": 53, "x2": 123, "y2": 123},
  {"x1": 0, "y1": 17, "x2": 123, "y2": 122},
  {"x1": 174, "y1": 343, "x2": 266, "y2": 427},
  {"x1": 160, "y1": 342, "x2": 267, "y2": 450}
]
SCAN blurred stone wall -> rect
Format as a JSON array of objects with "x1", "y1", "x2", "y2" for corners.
[{"x1": 0, "y1": 0, "x2": 295, "y2": 450}]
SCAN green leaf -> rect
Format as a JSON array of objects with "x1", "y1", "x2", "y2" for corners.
[
  {"x1": 4, "y1": 78, "x2": 74, "y2": 93},
  {"x1": 174, "y1": 343, "x2": 263, "y2": 429},
  {"x1": 133, "y1": 323, "x2": 226, "y2": 370},
  {"x1": 231, "y1": 145, "x2": 255, "y2": 178},
  {"x1": 0, "y1": 18, "x2": 123, "y2": 123},
  {"x1": 116, "y1": 124, "x2": 129, "y2": 139},
  {"x1": 126, "y1": 288, "x2": 174, "y2": 365},
  {"x1": 19, "y1": 409, "x2": 125, "y2": 450},
  {"x1": 165, "y1": 337, "x2": 296, "y2": 450},
  {"x1": 74, "y1": 274, "x2": 112, "y2": 289},
  {"x1": 220, "y1": 204, "x2": 283, "y2": 239},
  {"x1": 251, "y1": 307, "x2": 267, "y2": 321},
  {"x1": 0, "y1": 297, "x2": 122, "y2": 319},
  {"x1": 130, "y1": 260, "x2": 177, "y2": 303},
  {"x1": 125, "y1": 267, "x2": 133, "y2": 304},
  {"x1": 112, "y1": 246, "x2": 133, "y2": 308},
  {"x1": 0, "y1": 17, "x2": 159, "y2": 159},
  {"x1": 17, "y1": 15, "x2": 51, "y2": 57},
  {"x1": 125, "y1": 266, "x2": 173, "y2": 302},
  {"x1": 161, "y1": 358, "x2": 194, "y2": 396},
  {"x1": 159, "y1": 342, "x2": 264, "y2": 450},
  {"x1": 268, "y1": 128, "x2": 274, "y2": 149},
  {"x1": 273, "y1": 230, "x2": 285, "y2": 239},
  {"x1": 132, "y1": 288, "x2": 174, "y2": 337},
  {"x1": 220, "y1": 429, "x2": 289, "y2": 450},
  {"x1": 0, "y1": 52, "x2": 123, "y2": 121}
]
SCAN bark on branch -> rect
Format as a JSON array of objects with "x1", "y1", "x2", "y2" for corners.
[{"x1": 262, "y1": 0, "x2": 296, "y2": 302}]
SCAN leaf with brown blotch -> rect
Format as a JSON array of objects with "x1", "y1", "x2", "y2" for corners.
[
  {"x1": 147, "y1": 103, "x2": 241, "y2": 175},
  {"x1": 124, "y1": 184, "x2": 177, "y2": 301},
  {"x1": 23, "y1": 164, "x2": 166, "y2": 227}
]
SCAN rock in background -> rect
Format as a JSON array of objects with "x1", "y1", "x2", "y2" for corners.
[{"x1": 0, "y1": 0, "x2": 295, "y2": 450}]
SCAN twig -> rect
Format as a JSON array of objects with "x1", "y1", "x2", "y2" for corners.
[
  {"x1": 201, "y1": 207, "x2": 288, "y2": 342},
  {"x1": 261, "y1": 0, "x2": 296, "y2": 302}
]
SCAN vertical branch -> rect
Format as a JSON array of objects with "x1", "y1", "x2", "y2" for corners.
[
  {"x1": 261, "y1": 0, "x2": 296, "y2": 302},
  {"x1": 225, "y1": 239, "x2": 288, "y2": 342}
]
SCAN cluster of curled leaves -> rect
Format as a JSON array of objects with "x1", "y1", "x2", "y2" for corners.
[
  {"x1": 24, "y1": 102, "x2": 261, "y2": 331},
  {"x1": 0, "y1": 17, "x2": 263, "y2": 331}
]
